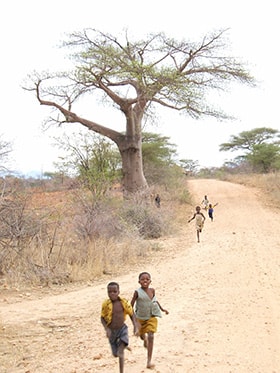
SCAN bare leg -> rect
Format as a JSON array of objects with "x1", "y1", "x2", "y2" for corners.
[
  {"x1": 140, "y1": 334, "x2": 148, "y2": 348},
  {"x1": 117, "y1": 342, "x2": 125, "y2": 373},
  {"x1": 146, "y1": 332, "x2": 155, "y2": 369},
  {"x1": 197, "y1": 230, "x2": 200, "y2": 243}
]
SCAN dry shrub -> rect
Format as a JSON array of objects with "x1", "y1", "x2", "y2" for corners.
[
  {"x1": 120, "y1": 202, "x2": 169, "y2": 239},
  {"x1": 0, "y1": 182, "x2": 179, "y2": 288},
  {"x1": 0, "y1": 223, "x2": 150, "y2": 287},
  {"x1": 73, "y1": 200, "x2": 126, "y2": 240},
  {"x1": 66, "y1": 237, "x2": 150, "y2": 282}
]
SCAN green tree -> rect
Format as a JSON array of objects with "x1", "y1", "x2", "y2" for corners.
[
  {"x1": 246, "y1": 143, "x2": 280, "y2": 173},
  {"x1": 178, "y1": 159, "x2": 200, "y2": 175},
  {"x1": 219, "y1": 127, "x2": 280, "y2": 152},
  {"x1": 142, "y1": 132, "x2": 177, "y2": 184},
  {"x1": 27, "y1": 29, "x2": 254, "y2": 194},
  {"x1": 219, "y1": 127, "x2": 280, "y2": 172},
  {"x1": 54, "y1": 132, "x2": 121, "y2": 197}
]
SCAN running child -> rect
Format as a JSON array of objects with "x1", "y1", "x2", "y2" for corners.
[
  {"x1": 201, "y1": 195, "x2": 209, "y2": 210},
  {"x1": 101, "y1": 282, "x2": 139, "y2": 373},
  {"x1": 188, "y1": 205, "x2": 206, "y2": 243},
  {"x1": 131, "y1": 272, "x2": 169, "y2": 369},
  {"x1": 208, "y1": 202, "x2": 218, "y2": 221}
]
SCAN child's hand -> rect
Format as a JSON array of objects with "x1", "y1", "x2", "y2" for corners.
[
  {"x1": 134, "y1": 326, "x2": 140, "y2": 336},
  {"x1": 163, "y1": 309, "x2": 169, "y2": 315},
  {"x1": 106, "y1": 328, "x2": 111, "y2": 339}
]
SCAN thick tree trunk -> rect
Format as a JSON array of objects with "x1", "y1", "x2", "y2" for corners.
[
  {"x1": 120, "y1": 145, "x2": 148, "y2": 194},
  {"x1": 117, "y1": 102, "x2": 149, "y2": 194}
]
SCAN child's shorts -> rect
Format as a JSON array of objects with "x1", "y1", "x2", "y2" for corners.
[{"x1": 109, "y1": 324, "x2": 129, "y2": 356}]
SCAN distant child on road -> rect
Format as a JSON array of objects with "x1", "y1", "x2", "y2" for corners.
[
  {"x1": 101, "y1": 282, "x2": 139, "y2": 373},
  {"x1": 131, "y1": 272, "x2": 169, "y2": 370},
  {"x1": 188, "y1": 205, "x2": 206, "y2": 243},
  {"x1": 208, "y1": 203, "x2": 218, "y2": 221},
  {"x1": 201, "y1": 195, "x2": 209, "y2": 210},
  {"x1": 155, "y1": 194, "x2": 161, "y2": 208}
]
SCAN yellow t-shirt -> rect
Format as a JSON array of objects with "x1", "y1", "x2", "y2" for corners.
[{"x1": 101, "y1": 297, "x2": 133, "y2": 326}]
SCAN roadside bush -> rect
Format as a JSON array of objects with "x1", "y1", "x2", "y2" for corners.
[
  {"x1": 120, "y1": 203, "x2": 165, "y2": 239},
  {"x1": 73, "y1": 200, "x2": 125, "y2": 240}
]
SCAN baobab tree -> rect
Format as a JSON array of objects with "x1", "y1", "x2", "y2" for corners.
[{"x1": 27, "y1": 29, "x2": 254, "y2": 194}]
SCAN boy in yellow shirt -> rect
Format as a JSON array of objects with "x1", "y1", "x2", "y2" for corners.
[{"x1": 101, "y1": 282, "x2": 139, "y2": 373}]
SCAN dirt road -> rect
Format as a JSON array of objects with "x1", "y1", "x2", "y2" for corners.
[{"x1": 1, "y1": 179, "x2": 280, "y2": 373}]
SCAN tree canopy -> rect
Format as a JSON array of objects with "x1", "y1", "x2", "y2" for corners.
[
  {"x1": 27, "y1": 29, "x2": 255, "y2": 193},
  {"x1": 219, "y1": 127, "x2": 280, "y2": 152},
  {"x1": 219, "y1": 127, "x2": 280, "y2": 173},
  {"x1": 247, "y1": 143, "x2": 280, "y2": 173}
]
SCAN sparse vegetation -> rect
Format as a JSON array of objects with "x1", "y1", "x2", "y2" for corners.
[
  {"x1": 0, "y1": 175, "x2": 186, "y2": 288},
  {"x1": 1, "y1": 169, "x2": 280, "y2": 289}
]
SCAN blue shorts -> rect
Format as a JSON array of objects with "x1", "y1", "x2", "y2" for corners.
[{"x1": 109, "y1": 324, "x2": 129, "y2": 356}]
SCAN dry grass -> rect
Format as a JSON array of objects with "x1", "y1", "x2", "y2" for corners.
[
  {"x1": 221, "y1": 172, "x2": 280, "y2": 208},
  {"x1": 4, "y1": 172, "x2": 279, "y2": 290},
  {"x1": 0, "y1": 183, "x2": 186, "y2": 290}
]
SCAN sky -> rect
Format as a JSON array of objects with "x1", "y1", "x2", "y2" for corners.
[{"x1": 1, "y1": 0, "x2": 279, "y2": 176}]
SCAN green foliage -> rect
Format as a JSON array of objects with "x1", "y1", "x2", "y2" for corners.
[
  {"x1": 142, "y1": 132, "x2": 179, "y2": 186},
  {"x1": 142, "y1": 132, "x2": 176, "y2": 164},
  {"x1": 66, "y1": 29, "x2": 254, "y2": 120},
  {"x1": 246, "y1": 143, "x2": 280, "y2": 173},
  {"x1": 54, "y1": 132, "x2": 121, "y2": 197},
  {"x1": 219, "y1": 127, "x2": 280, "y2": 173},
  {"x1": 178, "y1": 158, "x2": 200, "y2": 175},
  {"x1": 219, "y1": 127, "x2": 280, "y2": 152}
]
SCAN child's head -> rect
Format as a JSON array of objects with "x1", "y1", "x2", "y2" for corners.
[
  {"x1": 107, "y1": 282, "x2": 120, "y2": 301},
  {"x1": 195, "y1": 206, "x2": 201, "y2": 212},
  {"x1": 138, "y1": 272, "x2": 151, "y2": 288},
  {"x1": 209, "y1": 204, "x2": 212, "y2": 208},
  {"x1": 138, "y1": 271, "x2": 151, "y2": 280}
]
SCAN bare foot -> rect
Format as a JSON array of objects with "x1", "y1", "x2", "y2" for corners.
[{"x1": 147, "y1": 363, "x2": 155, "y2": 369}]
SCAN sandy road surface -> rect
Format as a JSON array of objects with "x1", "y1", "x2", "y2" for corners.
[{"x1": 1, "y1": 179, "x2": 280, "y2": 373}]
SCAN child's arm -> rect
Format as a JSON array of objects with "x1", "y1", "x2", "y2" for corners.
[
  {"x1": 130, "y1": 292, "x2": 140, "y2": 336},
  {"x1": 156, "y1": 300, "x2": 169, "y2": 315},
  {"x1": 154, "y1": 290, "x2": 169, "y2": 314},
  {"x1": 130, "y1": 312, "x2": 140, "y2": 336},
  {"x1": 130, "y1": 290, "x2": 138, "y2": 308},
  {"x1": 101, "y1": 316, "x2": 111, "y2": 338},
  {"x1": 188, "y1": 214, "x2": 195, "y2": 223}
]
